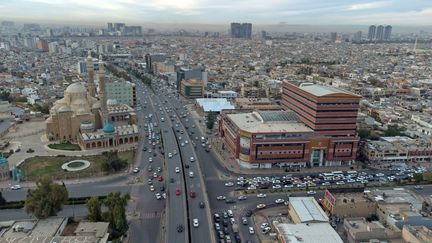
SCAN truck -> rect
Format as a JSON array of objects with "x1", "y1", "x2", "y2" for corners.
[{"x1": 232, "y1": 223, "x2": 239, "y2": 234}]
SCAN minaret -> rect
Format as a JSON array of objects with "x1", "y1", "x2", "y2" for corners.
[
  {"x1": 98, "y1": 55, "x2": 108, "y2": 123},
  {"x1": 86, "y1": 50, "x2": 96, "y2": 97}
]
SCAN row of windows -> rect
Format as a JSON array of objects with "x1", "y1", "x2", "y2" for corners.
[
  {"x1": 317, "y1": 102, "x2": 359, "y2": 106},
  {"x1": 257, "y1": 143, "x2": 305, "y2": 147},
  {"x1": 316, "y1": 109, "x2": 358, "y2": 113},
  {"x1": 255, "y1": 134, "x2": 306, "y2": 140},
  {"x1": 335, "y1": 149, "x2": 352, "y2": 153},
  {"x1": 259, "y1": 150, "x2": 303, "y2": 155}
]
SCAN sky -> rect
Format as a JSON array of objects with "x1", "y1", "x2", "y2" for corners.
[{"x1": 0, "y1": 0, "x2": 431, "y2": 26}]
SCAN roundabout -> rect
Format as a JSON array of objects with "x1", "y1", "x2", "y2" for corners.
[{"x1": 61, "y1": 160, "x2": 91, "y2": 172}]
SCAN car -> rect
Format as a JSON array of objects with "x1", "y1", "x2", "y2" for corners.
[
  {"x1": 147, "y1": 179, "x2": 153, "y2": 185},
  {"x1": 414, "y1": 185, "x2": 424, "y2": 190},
  {"x1": 153, "y1": 172, "x2": 158, "y2": 178},
  {"x1": 160, "y1": 185, "x2": 165, "y2": 191},
  {"x1": 222, "y1": 219, "x2": 229, "y2": 227},
  {"x1": 260, "y1": 223, "x2": 270, "y2": 229},
  {"x1": 133, "y1": 167, "x2": 140, "y2": 173},
  {"x1": 214, "y1": 222, "x2": 221, "y2": 230},
  {"x1": 257, "y1": 204, "x2": 266, "y2": 209},
  {"x1": 225, "y1": 182, "x2": 234, "y2": 187},
  {"x1": 217, "y1": 196, "x2": 226, "y2": 201},
  {"x1": 158, "y1": 176, "x2": 164, "y2": 181},
  {"x1": 225, "y1": 198, "x2": 236, "y2": 204},
  {"x1": 223, "y1": 212, "x2": 229, "y2": 219},
  {"x1": 376, "y1": 173, "x2": 385, "y2": 177},
  {"x1": 193, "y1": 218, "x2": 199, "y2": 227},
  {"x1": 262, "y1": 226, "x2": 271, "y2": 234},
  {"x1": 248, "y1": 227, "x2": 255, "y2": 234},
  {"x1": 162, "y1": 193, "x2": 167, "y2": 199},
  {"x1": 275, "y1": 198, "x2": 285, "y2": 204},
  {"x1": 214, "y1": 214, "x2": 221, "y2": 223},
  {"x1": 143, "y1": 147, "x2": 147, "y2": 151},
  {"x1": 257, "y1": 193, "x2": 267, "y2": 198},
  {"x1": 155, "y1": 193, "x2": 162, "y2": 200},
  {"x1": 185, "y1": 164, "x2": 190, "y2": 168},
  {"x1": 178, "y1": 136, "x2": 182, "y2": 140},
  {"x1": 150, "y1": 185, "x2": 155, "y2": 192},
  {"x1": 10, "y1": 185, "x2": 21, "y2": 190},
  {"x1": 181, "y1": 143, "x2": 185, "y2": 147},
  {"x1": 242, "y1": 217, "x2": 248, "y2": 225},
  {"x1": 189, "y1": 171, "x2": 194, "y2": 178},
  {"x1": 189, "y1": 191, "x2": 196, "y2": 198},
  {"x1": 199, "y1": 201, "x2": 205, "y2": 208},
  {"x1": 147, "y1": 166, "x2": 153, "y2": 172},
  {"x1": 176, "y1": 189, "x2": 181, "y2": 196},
  {"x1": 168, "y1": 153, "x2": 172, "y2": 158},
  {"x1": 307, "y1": 190, "x2": 317, "y2": 195},
  {"x1": 224, "y1": 228, "x2": 230, "y2": 235},
  {"x1": 218, "y1": 231, "x2": 225, "y2": 239},
  {"x1": 177, "y1": 224, "x2": 184, "y2": 233},
  {"x1": 173, "y1": 149, "x2": 177, "y2": 155},
  {"x1": 190, "y1": 156, "x2": 195, "y2": 162},
  {"x1": 185, "y1": 140, "x2": 189, "y2": 144},
  {"x1": 238, "y1": 195, "x2": 247, "y2": 200},
  {"x1": 175, "y1": 167, "x2": 180, "y2": 173},
  {"x1": 148, "y1": 157, "x2": 153, "y2": 162},
  {"x1": 157, "y1": 167, "x2": 162, "y2": 172}
]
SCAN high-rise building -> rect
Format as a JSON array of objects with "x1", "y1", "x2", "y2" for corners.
[
  {"x1": 384, "y1": 25, "x2": 392, "y2": 41},
  {"x1": 368, "y1": 25, "x2": 376, "y2": 41},
  {"x1": 113, "y1": 23, "x2": 125, "y2": 32},
  {"x1": 107, "y1": 23, "x2": 113, "y2": 32},
  {"x1": 330, "y1": 32, "x2": 337, "y2": 42},
  {"x1": 23, "y1": 37, "x2": 36, "y2": 49},
  {"x1": 36, "y1": 39, "x2": 48, "y2": 52},
  {"x1": 230, "y1": 23, "x2": 252, "y2": 39},
  {"x1": 352, "y1": 31, "x2": 362, "y2": 43},
  {"x1": 376, "y1": 25, "x2": 384, "y2": 41}
]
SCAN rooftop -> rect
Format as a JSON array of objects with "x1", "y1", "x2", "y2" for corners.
[
  {"x1": 287, "y1": 81, "x2": 360, "y2": 97},
  {"x1": 196, "y1": 98, "x2": 235, "y2": 112},
  {"x1": 275, "y1": 222, "x2": 343, "y2": 243},
  {"x1": 227, "y1": 111, "x2": 313, "y2": 134},
  {"x1": 289, "y1": 197, "x2": 329, "y2": 223}
]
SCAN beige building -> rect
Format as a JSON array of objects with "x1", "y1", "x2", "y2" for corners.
[
  {"x1": 402, "y1": 225, "x2": 432, "y2": 243},
  {"x1": 323, "y1": 189, "x2": 377, "y2": 218},
  {"x1": 46, "y1": 52, "x2": 138, "y2": 150}
]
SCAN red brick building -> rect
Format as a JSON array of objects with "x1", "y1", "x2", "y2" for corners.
[{"x1": 218, "y1": 81, "x2": 362, "y2": 169}]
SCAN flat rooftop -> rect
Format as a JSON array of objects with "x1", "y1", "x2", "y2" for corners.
[
  {"x1": 227, "y1": 111, "x2": 313, "y2": 134},
  {"x1": 286, "y1": 81, "x2": 360, "y2": 97},
  {"x1": 289, "y1": 197, "x2": 329, "y2": 223},
  {"x1": 275, "y1": 222, "x2": 343, "y2": 243}
]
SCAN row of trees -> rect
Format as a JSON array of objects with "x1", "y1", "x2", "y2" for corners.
[{"x1": 23, "y1": 176, "x2": 129, "y2": 237}]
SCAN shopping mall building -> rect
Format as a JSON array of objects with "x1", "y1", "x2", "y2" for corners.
[{"x1": 218, "y1": 81, "x2": 362, "y2": 169}]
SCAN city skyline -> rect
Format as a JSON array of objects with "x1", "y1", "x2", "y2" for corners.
[{"x1": 0, "y1": 0, "x2": 431, "y2": 26}]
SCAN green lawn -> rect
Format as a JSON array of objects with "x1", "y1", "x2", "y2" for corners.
[
  {"x1": 48, "y1": 142, "x2": 82, "y2": 151},
  {"x1": 19, "y1": 151, "x2": 135, "y2": 181}
]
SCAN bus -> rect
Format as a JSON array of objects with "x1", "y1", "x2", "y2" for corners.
[
  {"x1": 347, "y1": 171, "x2": 358, "y2": 178},
  {"x1": 322, "y1": 173, "x2": 334, "y2": 181}
]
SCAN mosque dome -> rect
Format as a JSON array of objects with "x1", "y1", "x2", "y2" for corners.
[
  {"x1": 103, "y1": 123, "x2": 115, "y2": 134},
  {"x1": 58, "y1": 105, "x2": 72, "y2": 113},
  {"x1": 65, "y1": 83, "x2": 87, "y2": 94}
]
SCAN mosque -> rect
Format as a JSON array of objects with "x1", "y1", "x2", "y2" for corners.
[{"x1": 46, "y1": 52, "x2": 139, "y2": 150}]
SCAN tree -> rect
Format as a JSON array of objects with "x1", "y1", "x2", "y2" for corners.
[
  {"x1": 413, "y1": 173, "x2": 423, "y2": 183},
  {"x1": 25, "y1": 176, "x2": 68, "y2": 219},
  {"x1": 423, "y1": 172, "x2": 432, "y2": 183},
  {"x1": 86, "y1": 197, "x2": 102, "y2": 222},
  {"x1": 384, "y1": 125, "x2": 406, "y2": 137},
  {"x1": 0, "y1": 191, "x2": 6, "y2": 206},
  {"x1": 206, "y1": 112, "x2": 217, "y2": 130},
  {"x1": 104, "y1": 192, "x2": 130, "y2": 235}
]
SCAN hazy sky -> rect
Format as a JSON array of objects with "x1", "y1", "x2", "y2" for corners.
[{"x1": 1, "y1": 0, "x2": 431, "y2": 26}]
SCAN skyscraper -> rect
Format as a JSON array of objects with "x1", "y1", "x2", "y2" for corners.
[
  {"x1": 230, "y1": 23, "x2": 252, "y2": 39},
  {"x1": 384, "y1": 25, "x2": 392, "y2": 41},
  {"x1": 376, "y1": 25, "x2": 384, "y2": 41},
  {"x1": 107, "y1": 23, "x2": 113, "y2": 32},
  {"x1": 330, "y1": 32, "x2": 337, "y2": 42},
  {"x1": 368, "y1": 25, "x2": 376, "y2": 41},
  {"x1": 352, "y1": 31, "x2": 362, "y2": 43}
]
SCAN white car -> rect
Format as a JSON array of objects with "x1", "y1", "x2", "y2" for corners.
[
  {"x1": 257, "y1": 193, "x2": 267, "y2": 198},
  {"x1": 133, "y1": 167, "x2": 140, "y2": 173},
  {"x1": 168, "y1": 153, "x2": 173, "y2": 158},
  {"x1": 155, "y1": 193, "x2": 162, "y2": 200},
  {"x1": 189, "y1": 171, "x2": 194, "y2": 178},
  {"x1": 173, "y1": 150, "x2": 177, "y2": 155},
  {"x1": 193, "y1": 218, "x2": 199, "y2": 227},
  {"x1": 150, "y1": 185, "x2": 155, "y2": 192},
  {"x1": 256, "y1": 204, "x2": 266, "y2": 209},
  {"x1": 248, "y1": 227, "x2": 255, "y2": 234},
  {"x1": 10, "y1": 185, "x2": 21, "y2": 190},
  {"x1": 275, "y1": 199, "x2": 285, "y2": 204},
  {"x1": 181, "y1": 143, "x2": 185, "y2": 147},
  {"x1": 307, "y1": 190, "x2": 317, "y2": 195},
  {"x1": 190, "y1": 157, "x2": 195, "y2": 162},
  {"x1": 185, "y1": 140, "x2": 189, "y2": 144},
  {"x1": 224, "y1": 182, "x2": 234, "y2": 187},
  {"x1": 149, "y1": 157, "x2": 153, "y2": 162},
  {"x1": 175, "y1": 167, "x2": 180, "y2": 173}
]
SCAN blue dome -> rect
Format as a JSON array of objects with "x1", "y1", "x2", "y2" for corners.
[
  {"x1": 102, "y1": 123, "x2": 115, "y2": 133},
  {"x1": 0, "y1": 154, "x2": 8, "y2": 165}
]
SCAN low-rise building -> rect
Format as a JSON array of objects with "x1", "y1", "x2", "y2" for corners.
[
  {"x1": 180, "y1": 79, "x2": 204, "y2": 98},
  {"x1": 344, "y1": 217, "x2": 401, "y2": 243},
  {"x1": 234, "y1": 98, "x2": 281, "y2": 111},
  {"x1": 275, "y1": 222, "x2": 343, "y2": 243},
  {"x1": 323, "y1": 188, "x2": 377, "y2": 218},
  {"x1": 288, "y1": 197, "x2": 329, "y2": 224},
  {"x1": 195, "y1": 98, "x2": 235, "y2": 114},
  {"x1": 402, "y1": 225, "x2": 432, "y2": 243}
]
